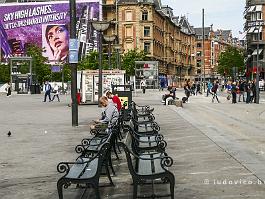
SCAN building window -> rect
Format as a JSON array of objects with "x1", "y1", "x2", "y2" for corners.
[
  {"x1": 126, "y1": 26, "x2": 133, "y2": 37},
  {"x1": 197, "y1": 43, "x2": 202, "y2": 48},
  {"x1": 252, "y1": 32, "x2": 262, "y2": 41},
  {"x1": 197, "y1": 51, "x2": 202, "y2": 57},
  {"x1": 144, "y1": 42, "x2": 150, "y2": 53},
  {"x1": 144, "y1": 26, "x2": 150, "y2": 37},
  {"x1": 257, "y1": 12, "x2": 262, "y2": 20},
  {"x1": 142, "y1": 11, "x2": 148, "y2": 21},
  {"x1": 125, "y1": 11, "x2": 132, "y2": 21}
]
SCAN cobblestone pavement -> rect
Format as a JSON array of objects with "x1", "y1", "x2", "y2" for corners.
[{"x1": 0, "y1": 90, "x2": 265, "y2": 199}]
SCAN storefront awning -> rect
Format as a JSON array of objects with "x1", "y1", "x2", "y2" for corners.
[{"x1": 252, "y1": 49, "x2": 263, "y2": 55}]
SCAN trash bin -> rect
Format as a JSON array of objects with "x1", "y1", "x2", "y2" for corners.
[
  {"x1": 35, "y1": 84, "x2": 41, "y2": 94},
  {"x1": 30, "y1": 85, "x2": 36, "y2": 94},
  {"x1": 30, "y1": 84, "x2": 41, "y2": 94},
  {"x1": 76, "y1": 92, "x2": 81, "y2": 105},
  {"x1": 112, "y1": 84, "x2": 133, "y2": 121}
]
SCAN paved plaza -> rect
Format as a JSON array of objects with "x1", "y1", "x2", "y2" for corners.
[{"x1": 1, "y1": 90, "x2": 265, "y2": 199}]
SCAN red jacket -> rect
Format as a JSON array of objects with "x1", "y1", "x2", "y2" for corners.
[{"x1": 112, "y1": 95, "x2": 122, "y2": 111}]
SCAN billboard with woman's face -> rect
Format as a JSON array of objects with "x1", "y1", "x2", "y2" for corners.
[{"x1": 0, "y1": 0, "x2": 100, "y2": 63}]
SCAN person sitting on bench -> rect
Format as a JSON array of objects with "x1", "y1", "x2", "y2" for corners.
[
  {"x1": 163, "y1": 86, "x2": 176, "y2": 105},
  {"x1": 90, "y1": 96, "x2": 119, "y2": 130}
]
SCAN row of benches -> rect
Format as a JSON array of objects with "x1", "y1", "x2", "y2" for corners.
[
  {"x1": 120, "y1": 102, "x2": 175, "y2": 198},
  {"x1": 56, "y1": 102, "x2": 175, "y2": 198}
]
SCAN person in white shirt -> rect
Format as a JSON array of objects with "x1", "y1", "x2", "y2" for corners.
[
  {"x1": 51, "y1": 83, "x2": 60, "y2": 102},
  {"x1": 140, "y1": 79, "x2": 146, "y2": 94}
]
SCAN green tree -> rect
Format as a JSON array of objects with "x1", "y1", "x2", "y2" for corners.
[
  {"x1": 0, "y1": 63, "x2": 10, "y2": 83},
  {"x1": 217, "y1": 46, "x2": 244, "y2": 77},
  {"x1": 121, "y1": 49, "x2": 147, "y2": 76},
  {"x1": 77, "y1": 51, "x2": 99, "y2": 70},
  {"x1": 26, "y1": 44, "x2": 51, "y2": 83}
]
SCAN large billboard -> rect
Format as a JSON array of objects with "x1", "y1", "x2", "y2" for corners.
[{"x1": 0, "y1": 0, "x2": 100, "y2": 63}]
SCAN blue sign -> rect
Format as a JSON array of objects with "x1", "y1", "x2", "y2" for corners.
[
  {"x1": 69, "y1": 39, "x2": 78, "y2": 51},
  {"x1": 69, "y1": 50, "x2": 78, "y2": 63}
]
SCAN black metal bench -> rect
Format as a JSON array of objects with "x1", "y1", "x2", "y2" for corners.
[
  {"x1": 124, "y1": 125, "x2": 167, "y2": 154},
  {"x1": 118, "y1": 133, "x2": 175, "y2": 199},
  {"x1": 57, "y1": 135, "x2": 112, "y2": 199}
]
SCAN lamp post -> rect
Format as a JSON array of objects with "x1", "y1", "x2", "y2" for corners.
[
  {"x1": 202, "y1": 8, "x2": 206, "y2": 92},
  {"x1": 103, "y1": 35, "x2": 116, "y2": 70},
  {"x1": 255, "y1": 24, "x2": 261, "y2": 104},
  {"x1": 113, "y1": 44, "x2": 122, "y2": 69},
  {"x1": 180, "y1": 63, "x2": 184, "y2": 87},
  {"x1": 69, "y1": 0, "x2": 78, "y2": 126},
  {"x1": 91, "y1": 21, "x2": 110, "y2": 105}
]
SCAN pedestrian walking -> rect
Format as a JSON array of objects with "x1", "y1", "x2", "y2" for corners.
[
  {"x1": 43, "y1": 81, "x2": 52, "y2": 102},
  {"x1": 184, "y1": 80, "x2": 191, "y2": 101},
  {"x1": 211, "y1": 81, "x2": 220, "y2": 103},
  {"x1": 51, "y1": 83, "x2": 60, "y2": 102},
  {"x1": 231, "y1": 82, "x2": 237, "y2": 104},
  {"x1": 238, "y1": 81, "x2": 246, "y2": 102},
  {"x1": 206, "y1": 81, "x2": 213, "y2": 97},
  {"x1": 140, "y1": 79, "x2": 146, "y2": 94},
  {"x1": 245, "y1": 81, "x2": 252, "y2": 104},
  {"x1": 5, "y1": 82, "x2": 11, "y2": 97},
  {"x1": 196, "y1": 82, "x2": 201, "y2": 95}
]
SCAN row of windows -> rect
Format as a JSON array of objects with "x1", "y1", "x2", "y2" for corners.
[
  {"x1": 251, "y1": 12, "x2": 262, "y2": 21},
  {"x1": 125, "y1": 10, "x2": 149, "y2": 21}
]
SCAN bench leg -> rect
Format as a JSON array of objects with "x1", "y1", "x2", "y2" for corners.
[
  {"x1": 133, "y1": 184, "x2": 138, "y2": 199},
  {"x1": 94, "y1": 185, "x2": 101, "y2": 199},
  {"x1": 168, "y1": 175, "x2": 175, "y2": 199},
  {"x1": 109, "y1": 156, "x2": 116, "y2": 176},
  {"x1": 57, "y1": 178, "x2": 65, "y2": 199},
  {"x1": 105, "y1": 164, "x2": 114, "y2": 186}
]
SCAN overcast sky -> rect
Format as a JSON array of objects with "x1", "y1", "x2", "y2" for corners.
[{"x1": 162, "y1": 0, "x2": 245, "y2": 39}]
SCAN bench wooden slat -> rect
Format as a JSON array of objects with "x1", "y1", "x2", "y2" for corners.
[
  {"x1": 66, "y1": 163, "x2": 87, "y2": 179},
  {"x1": 138, "y1": 154, "x2": 152, "y2": 175},
  {"x1": 80, "y1": 158, "x2": 99, "y2": 179}
]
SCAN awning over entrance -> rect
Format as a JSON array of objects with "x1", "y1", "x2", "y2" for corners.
[{"x1": 252, "y1": 49, "x2": 263, "y2": 55}]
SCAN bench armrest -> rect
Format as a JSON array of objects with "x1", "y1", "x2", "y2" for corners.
[{"x1": 57, "y1": 155, "x2": 98, "y2": 175}]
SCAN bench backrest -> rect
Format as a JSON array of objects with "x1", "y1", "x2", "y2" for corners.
[{"x1": 118, "y1": 133, "x2": 138, "y2": 176}]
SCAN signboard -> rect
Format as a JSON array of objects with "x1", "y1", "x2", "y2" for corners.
[
  {"x1": 0, "y1": 0, "x2": 100, "y2": 63},
  {"x1": 247, "y1": 21, "x2": 265, "y2": 27},
  {"x1": 135, "y1": 61, "x2": 159, "y2": 89}
]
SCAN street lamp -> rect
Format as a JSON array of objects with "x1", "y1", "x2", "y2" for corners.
[
  {"x1": 103, "y1": 35, "x2": 116, "y2": 70},
  {"x1": 254, "y1": 24, "x2": 261, "y2": 104},
  {"x1": 113, "y1": 44, "x2": 122, "y2": 69},
  {"x1": 91, "y1": 20, "x2": 110, "y2": 105}
]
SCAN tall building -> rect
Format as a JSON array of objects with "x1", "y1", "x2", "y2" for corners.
[
  {"x1": 103, "y1": 0, "x2": 196, "y2": 85},
  {"x1": 244, "y1": 0, "x2": 265, "y2": 79},
  {"x1": 194, "y1": 26, "x2": 233, "y2": 81}
]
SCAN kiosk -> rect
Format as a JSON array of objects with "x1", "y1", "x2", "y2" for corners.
[{"x1": 80, "y1": 69, "x2": 126, "y2": 104}]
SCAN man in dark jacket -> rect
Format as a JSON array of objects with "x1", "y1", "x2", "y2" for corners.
[
  {"x1": 43, "y1": 81, "x2": 52, "y2": 102},
  {"x1": 211, "y1": 81, "x2": 220, "y2": 103}
]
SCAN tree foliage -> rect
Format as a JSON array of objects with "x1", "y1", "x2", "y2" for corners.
[
  {"x1": 0, "y1": 63, "x2": 10, "y2": 83},
  {"x1": 26, "y1": 44, "x2": 51, "y2": 83},
  {"x1": 121, "y1": 49, "x2": 148, "y2": 76},
  {"x1": 77, "y1": 51, "x2": 99, "y2": 70},
  {"x1": 217, "y1": 46, "x2": 244, "y2": 77}
]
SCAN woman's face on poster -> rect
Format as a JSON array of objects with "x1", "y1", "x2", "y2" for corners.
[{"x1": 47, "y1": 25, "x2": 69, "y2": 60}]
